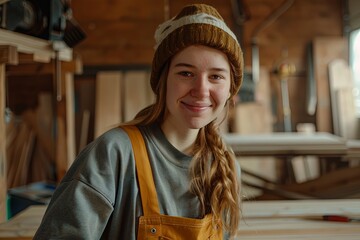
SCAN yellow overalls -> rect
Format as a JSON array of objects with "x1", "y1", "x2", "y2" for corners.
[{"x1": 122, "y1": 125, "x2": 223, "y2": 240}]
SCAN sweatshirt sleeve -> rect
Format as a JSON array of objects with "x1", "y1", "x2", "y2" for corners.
[
  {"x1": 33, "y1": 128, "x2": 131, "y2": 239},
  {"x1": 33, "y1": 179, "x2": 114, "y2": 239}
]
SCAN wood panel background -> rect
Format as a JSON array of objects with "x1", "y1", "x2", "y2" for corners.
[
  {"x1": 0, "y1": 0, "x2": 346, "y2": 221},
  {"x1": 71, "y1": 0, "x2": 344, "y2": 131}
]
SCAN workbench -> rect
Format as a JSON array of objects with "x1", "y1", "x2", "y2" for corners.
[
  {"x1": 223, "y1": 132, "x2": 349, "y2": 157},
  {"x1": 0, "y1": 199, "x2": 359, "y2": 239}
]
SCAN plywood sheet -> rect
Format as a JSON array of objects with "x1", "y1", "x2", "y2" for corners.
[
  {"x1": 122, "y1": 71, "x2": 154, "y2": 122},
  {"x1": 328, "y1": 59, "x2": 358, "y2": 139},
  {"x1": 94, "y1": 72, "x2": 122, "y2": 138},
  {"x1": 313, "y1": 37, "x2": 348, "y2": 133}
]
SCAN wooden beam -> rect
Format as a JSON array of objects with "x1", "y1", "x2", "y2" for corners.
[
  {"x1": 6, "y1": 56, "x2": 83, "y2": 76},
  {"x1": 0, "y1": 45, "x2": 18, "y2": 65},
  {"x1": 0, "y1": 64, "x2": 6, "y2": 222},
  {"x1": 65, "y1": 72, "x2": 76, "y2": 168},
  {"x1": 0, "y1": 29, "x2": 72, "y2": 62},
  {"x1": 17, "y1": 52, "x2": 51, "y2": 63},
  {"x1": 0, "y1": 45, "x2": 19, "y2": 222}
]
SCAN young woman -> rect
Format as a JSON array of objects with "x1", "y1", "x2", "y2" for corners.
[{"x1": 34, "y1": 3, "x2": 243, "y2": 239}]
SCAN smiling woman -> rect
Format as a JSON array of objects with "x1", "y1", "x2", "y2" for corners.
[
  {"x1": 164, "y1": 45, "x2": 231, "y2": 134},
  {"x1": 34, "y1": 3, "x2": 243, "y2": 240}
]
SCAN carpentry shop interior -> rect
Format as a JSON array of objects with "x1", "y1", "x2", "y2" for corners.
[{"x1": 0, "y1": 0, "x2": 360, "y2": 239}]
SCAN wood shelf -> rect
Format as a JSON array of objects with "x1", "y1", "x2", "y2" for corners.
[
  {"x1": 0, "y1": 29, "x2": 72, "y2": 63},
  {"x1": 0, "y1": 29, "x2": 78, "y2": 222}
]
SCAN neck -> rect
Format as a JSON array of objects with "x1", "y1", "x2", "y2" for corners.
[{"x1": 161, "y1": 122, "x2": 199, "y2": 155}]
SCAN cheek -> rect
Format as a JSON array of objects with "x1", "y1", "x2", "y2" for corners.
[
  {"x1": 166, "y1": 80, "x2": 181, "y2": 106},
  {"x1": 167, "y1": 81, "x2": 176, "y2": 96},
  {"x1": 167, "y1": 80, "x2": 189, "y2": 98},
  {"x1": 213, "y1": 85, "x2": 231, "y2": 104}
]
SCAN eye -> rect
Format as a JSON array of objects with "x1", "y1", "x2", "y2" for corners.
[
  {"x1": 210, "y1": 74, "x2": 225, "y2": 81},
  {"x1": 178, "y1": 71, "x2": 193, "y2": 77}
]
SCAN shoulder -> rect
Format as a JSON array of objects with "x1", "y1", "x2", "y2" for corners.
[
  {"x1": 74, "y1": 127, "x2": 134, "y2": 170},
  {"x1": 80, "y1": 127, "x2": 132, "y2": 160},
  {"x1": 61, "y1": 127, "x2": 136, "y2": 201}
]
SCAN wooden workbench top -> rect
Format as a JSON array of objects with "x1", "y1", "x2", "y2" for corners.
[{"x1": 0, "y1": 199, "x2": 359, "y2": 239}]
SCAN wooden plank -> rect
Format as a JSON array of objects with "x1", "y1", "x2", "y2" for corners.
[
  {"x1": 242, "y1": 199, "x2": 360, "y2": 218},
  {"x1": 0, "y1": 64, "x2": 6, "y2": 222},
  {"x1": 79, "y1": 110, "x2": 90, "y2": 152},
  {"x1": 14, "y1": 53, "x2": 49, "y2": 64},
  {"x1": 12, "y1": 129, "x2": 35, "y2": 188},
  {"x1": 281, "y1": 165, "x2": 360, "y2": 198},
  {"x1": 293, "y1": 124, "x2": 320, "y2": 182},
  {"x1": 6, "y1": 55, "x2": 83, "y2": 76},
  {"x1": 123, "y1": 71, "x2": 154, "y2": 122},
  {"x1": 0, "y1": 205, "x2": 46, "y2": 239},
  {"x1": 313, "y1": 37, "x2": 348, "y2": 133},
  {"x1": 56, "y1": 117, "x2": 67, "y2": 182},
  {"x1": 74, "y1": 77, "x2": 95, "y2": 151},
  {"x1": 336, "y1": 88, "x2": 358, "y2": 139},
  {"x1": 65, "y1": 73, "x2": 76, "y2": 167},
  {"x1": 54, "y1": 70, "x2": 76, "y2": 181},
  {"x1": 29, "y1": 93, "x2": 55, "y2": 183},
  {"x1": 0, "y1": 45, "x2": 18, "y2": 65},
  {"x1": 224, "y1": 132, "x2": 347, "y2": 157},
  {"x1": 239, "y1": 199, "x2": 360, "y2": 239},
  {"x1": 0, "y1": 45, "x2": 19, "y2": 222},
  {"x1": 1, "y1": 200, "x2": 359, "y2": 239},
  {"x1": 6, "y1": 112, "x2": 39, "y2": 188},
  {"x1": 0, "y1": 29, "x2": 72, "y2": 62},
  {"x1": 239, "y1": 218, "x2": 360, "y2": 239},
  {"x1": 94, "y1": 72, "x2": 122, "y2": 138},
  {"x1": 328, "y1": 59, "x2": 357, "y2": 139}
]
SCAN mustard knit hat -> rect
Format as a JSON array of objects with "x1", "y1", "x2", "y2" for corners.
[{"x1": 150, "y1": 4, "x2": 243, "y2": 97}]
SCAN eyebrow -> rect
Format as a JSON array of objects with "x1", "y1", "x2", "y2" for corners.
[{"x1": 174, "y1": 63, "x2": 229, "y2": 72}]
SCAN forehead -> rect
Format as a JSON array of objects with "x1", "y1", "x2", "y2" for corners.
[{"x1": 170, "y1": 45, "x2": 230, "y2": 70}]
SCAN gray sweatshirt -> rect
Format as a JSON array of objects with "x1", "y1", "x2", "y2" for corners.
[{"x1": 34, "y1": 124, "x2": 239, "y2": 239}]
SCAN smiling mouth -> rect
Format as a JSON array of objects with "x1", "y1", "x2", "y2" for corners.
[{"x1": 181, "y1": 101, "x2": 211, "y2": 112}]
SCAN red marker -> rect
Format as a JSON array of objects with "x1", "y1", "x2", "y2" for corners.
[{"x1": 322, "y1": 215, "x2": 360, "y2": 222}]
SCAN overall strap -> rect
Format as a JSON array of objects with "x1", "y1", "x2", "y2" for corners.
[{"x1": 121, "y1": 125, "x2": 160, "y2": 216}]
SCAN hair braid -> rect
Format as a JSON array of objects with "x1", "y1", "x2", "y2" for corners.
[{"x1": 190, "y1": 121, "x2": 241, "y2": 238}]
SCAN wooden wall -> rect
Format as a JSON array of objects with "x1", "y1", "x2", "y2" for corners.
[
  {"x1": 0, "y1": 0, "x2": 348, "y2": 221},
  {"x1": 71, "y1": 0, "x2": 344, "y2": 131},
  {"x1": 71, "y1": 0, "x2": 343, "y2": 65}
]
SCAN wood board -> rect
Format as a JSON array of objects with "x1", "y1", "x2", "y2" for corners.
[
  {"x1": 1, "y1": 199, "x2": 359, "y2": 239},
  {"x1": 94, "y1": 71, "x2": 122, "y2": 138},
  {"x1": 313, "y1": 37, "x2": 348, "y2": 133},
  {"x1": 328, "y1": 59, "x2": 358, "y2": 139}
]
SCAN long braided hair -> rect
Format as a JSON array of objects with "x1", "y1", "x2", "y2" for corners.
[{"x1": 128, "y1": 60, "x2": 241, "y2": 238}]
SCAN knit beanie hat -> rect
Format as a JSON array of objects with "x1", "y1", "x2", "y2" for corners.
[{"x1": 150, "y1": 4, "x2": 243, "y2": 97}]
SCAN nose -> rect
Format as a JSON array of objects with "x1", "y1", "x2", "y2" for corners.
[{"x1": 190, "y1": 75, "x2": 210, "y2": 98}]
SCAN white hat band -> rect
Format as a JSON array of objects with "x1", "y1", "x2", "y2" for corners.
[{"x1": 154, "y1": 13, "x2": 239, "y2": 50}]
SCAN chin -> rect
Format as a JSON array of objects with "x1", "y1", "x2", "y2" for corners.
[{"x1": 186, "y1": 119, "x2": 212, "y2": 129}]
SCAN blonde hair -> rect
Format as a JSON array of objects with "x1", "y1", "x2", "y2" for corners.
[
  {"x1": 127, "y1": 61, "x2": 241, "y2": 238},
  {"x1": 190, "y1": 121, "x2": 240, "y2": 237}
]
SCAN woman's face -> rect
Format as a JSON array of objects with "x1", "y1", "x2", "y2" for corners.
[{"x1": 164, "y1": 45, "x2": 231, "y2": 130}]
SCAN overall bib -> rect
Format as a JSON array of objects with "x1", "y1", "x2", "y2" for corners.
[{"x1": 122, "y1": 125, "x2": 223, "y2": 240}]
